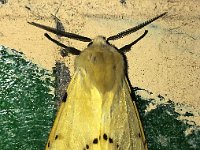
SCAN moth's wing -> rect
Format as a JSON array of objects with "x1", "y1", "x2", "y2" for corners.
[
  {"x1": 122, "y1": 78, "x2": 148, "y2": 150},
  {"x1": 45, "y1": 71, "x2": 103, "y2": 150},
  {"x1": 98, "y1": 78, "x2": 148, "y2": 150},
  {"x1": 45, "y1": 96, "x2": 66, "y2": 149},
  {"x1": 45, "y1": 71, "x2": 147, "y2": 150}
]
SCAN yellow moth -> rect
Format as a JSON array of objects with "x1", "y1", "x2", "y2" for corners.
[{"x1": 29, "y1": 12, "x2": 167, "y2": 150}]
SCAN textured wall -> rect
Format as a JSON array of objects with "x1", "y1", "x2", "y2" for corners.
[{"x1": 0, "y1": 0, "x2": 200, "y2": 149}]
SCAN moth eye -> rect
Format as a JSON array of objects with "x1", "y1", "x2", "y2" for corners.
[
  {"x1": 109, "y1": 138, "x2": 113, "y2": 143},
  {"x1": 103, "y1": 133, "x2": 108, "y2": 141},
  {"x1": 93, "y1": 138, "x2": 98, "y2": 144}
]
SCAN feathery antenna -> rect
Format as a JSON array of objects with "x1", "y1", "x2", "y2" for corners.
[
  {"x1": 107, "y1": 12, "x2": 167, "y2": 41},
  {"x1": 28, "y1": 22, "x2": 92, "y2": 42}
]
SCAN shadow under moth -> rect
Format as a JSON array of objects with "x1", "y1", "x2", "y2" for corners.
[{"x1": 28, "y1": 12, "x2": 167, "y2": 150}]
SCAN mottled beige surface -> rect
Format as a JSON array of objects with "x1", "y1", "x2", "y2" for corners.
[{"x1": 0, "y1": 0, "x2": 200, "y2": 124}]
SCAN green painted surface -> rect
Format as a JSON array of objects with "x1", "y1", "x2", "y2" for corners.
[
  {"x1": 0, "y1": 46, "x2": 55, "y2": 150},
  {"x1": 134, "y1": 90, "x2": 200, "y2": 150},
  {"x1": 0, "y1": 45, "x2": 199, "y2": 150}
]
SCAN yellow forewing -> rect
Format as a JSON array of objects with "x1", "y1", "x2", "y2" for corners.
[
  {"x1": 29, "y1": 12, "x2": 167, "y2": 150},
  {"x1": 45, "y1": 37, "x2": 147, "y2": 150}
]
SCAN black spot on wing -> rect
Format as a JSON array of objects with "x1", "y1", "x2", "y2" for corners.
[
  {"x1": 84, "y1": 133, "x2": 120, "y2": 149},
  {"x1": 103, "y1": 133, "x2": 108, "y2": 140},
  {"x1": 93, "y1": 138, "x2": 98, "y2": 144},
  {"x1": 86, "y1": 144, "x2": 89, "y2": 149},
  {"x1": 62, "y1": 92, "x2": 67, "y2": 102},
  {"x1": 138, "y1": 133, "x2": 141, "y2": 138},
  {"x1": 47, "y1": 141, "x2": 50, "y2": 147},
  {"x1": 55, "y1": 135, "x2": 58, "y2": 140},
  {"x1": 109, "y1": 137, "x2": 113, "y2": 143}
]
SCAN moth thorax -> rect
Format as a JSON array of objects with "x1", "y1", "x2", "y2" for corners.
[{"x1": 92, "y1": 36, "x2": 107, "y2": 45}]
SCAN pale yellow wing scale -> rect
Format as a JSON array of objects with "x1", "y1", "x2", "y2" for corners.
[{"x1": 45, "y1": 37, "x2": 147, "y2": 150}]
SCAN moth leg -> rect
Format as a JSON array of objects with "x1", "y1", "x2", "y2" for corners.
[
  {"x1": 119, "y1": 30, "x2": 148, "y2": 53},
  {"x1": 132, "y1": 87, "x2": 153, "y2": 96},
  {"x1": 44, "y1": 33, "x2": 81, "y2": 55},
  {"x1": 132, "y1": 87, "x2": 146, "y2": 92}
]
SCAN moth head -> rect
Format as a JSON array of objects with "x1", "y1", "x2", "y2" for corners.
[
  {"x1": 87, "y1": 36, "x2": 107, "y2": 47},
  {"x1": 93, "y1": 36, "x2": 107, "y2": 44},
  {"x1": 28, "y1": 12, "x2": 167, "y2": 55}
]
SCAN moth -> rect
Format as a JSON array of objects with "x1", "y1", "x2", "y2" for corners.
[{"x1": 28, "y1": 12, "x2": 167, "y2": 150}]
